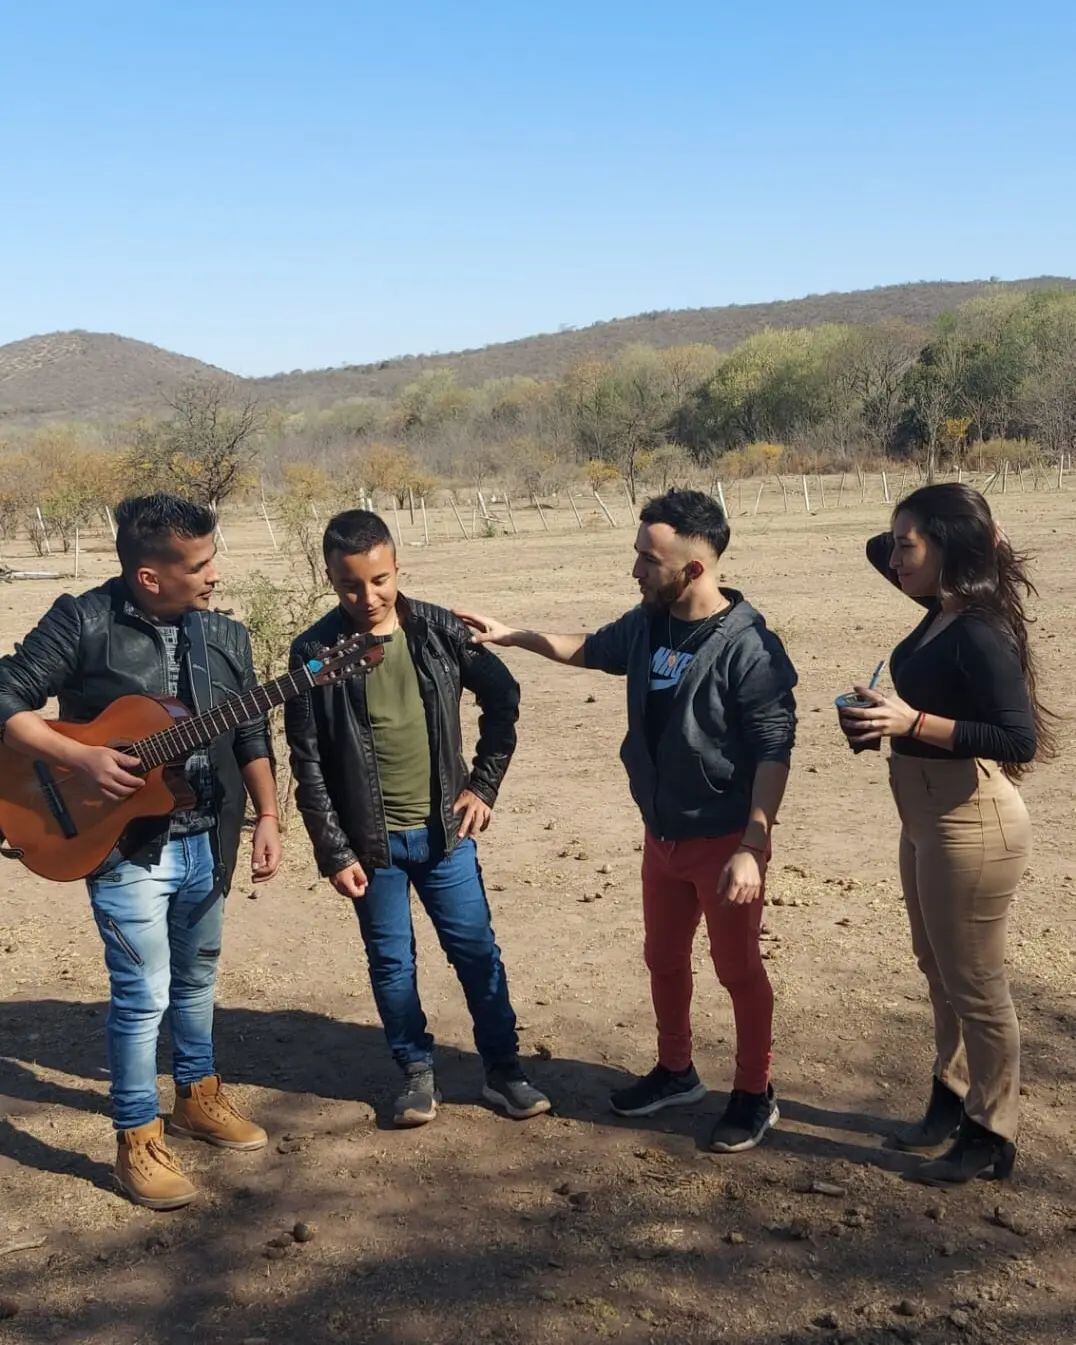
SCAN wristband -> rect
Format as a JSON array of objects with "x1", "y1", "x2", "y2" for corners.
[
  {"x1": 257, "y1": 812, "x2": 280, "y2": 821},
  {"x1": 739, "y1": 841, "x2": 769, "y2": 857},
  {"x1": 910, "y1": 711, "x2": 926, "y2": 739}
]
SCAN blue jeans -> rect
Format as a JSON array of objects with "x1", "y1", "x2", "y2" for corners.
[
  {"x1": 87, "y1": 833, "x2": 221, "y2": 1130},
  {"x1": 354, "y1": 828, "x2": 518, "y2": 1070}
]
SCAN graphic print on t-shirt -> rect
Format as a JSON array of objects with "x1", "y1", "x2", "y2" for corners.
[{"x1": 649, "y1": 646, "x2": 695, "y2": 692}]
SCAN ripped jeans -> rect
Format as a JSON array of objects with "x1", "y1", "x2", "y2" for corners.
[{"x1": 87, "y1": 833, "x2": 222, "y2": 1130}]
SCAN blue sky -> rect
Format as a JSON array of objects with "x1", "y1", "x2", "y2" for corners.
[{"x1": 2, "y1": 2, "x2": 1073, "y2": 375}]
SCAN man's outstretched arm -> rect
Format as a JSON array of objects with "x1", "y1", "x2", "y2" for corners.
[{"x1": 455, "y1": 611, "x2": 587, "y2": 667}]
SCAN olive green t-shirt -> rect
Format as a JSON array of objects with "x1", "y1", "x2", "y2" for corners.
[{"x1": 366, "y1": 631, "x2": 432, "y2": 830}]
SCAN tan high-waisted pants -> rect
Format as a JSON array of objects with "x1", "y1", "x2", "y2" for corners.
[{"x1": 888, "y1": 754, "x2": 1031, "y2": 1140}]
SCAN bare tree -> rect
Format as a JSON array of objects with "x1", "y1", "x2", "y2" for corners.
[
  {"x1": 835, "y1": 322, "x2": 923, "y2": 455},
  {"x1": 125, "y1": 378, "x2": 263, "y2": 507}
]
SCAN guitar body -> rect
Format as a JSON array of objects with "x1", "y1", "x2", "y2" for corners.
[{"x1": 0, "y1": 695, "x2": 195, "y2": 882}]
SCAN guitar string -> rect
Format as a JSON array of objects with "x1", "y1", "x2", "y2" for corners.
[
  {"x1": 133, "y1": 644, "x2": 373, "y2": 767},
  {"x1": 132, "y1": 665, "x2": 313, "y2": 768}
]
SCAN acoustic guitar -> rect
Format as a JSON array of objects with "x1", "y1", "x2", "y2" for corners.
[{"x1": 0, "y1": 631, "x2": 386, "y2": 882}]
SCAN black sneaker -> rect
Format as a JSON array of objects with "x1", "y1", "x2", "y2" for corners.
[
  {"x1": 609, "y1": 1064, "x2": 707, "y2": 1117},
  {"x1": 482, "y1": 1062, "x2": 552, "y2": 1119},
  {"x1": 394, "y1": 1064, "x2": 440, "y2": 1127},
  {"x1": 708, "y1": 1084, "x2": 779, "y2": 1152}
]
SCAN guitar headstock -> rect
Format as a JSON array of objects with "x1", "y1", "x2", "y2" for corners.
[{"x1": 306, "y1": 632, "x2": 389, "y2": 685}]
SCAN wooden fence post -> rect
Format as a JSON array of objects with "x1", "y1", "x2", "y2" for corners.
[
  {"x1": 753, "y1": 482, "x2": 765, "y2": 516},
  {"x1": 503, "y1": 491, "x2": 518, "y2": 535},
  {"x1": 593, "y1": 491, "x2": 617, "y2": 528},
  {"x1": 260, "y1": 497, "x2": 278, "y2": 551},
  {"x1": 532, "y1": 494, "x2": 550, "y2": 531},
  {"x1": 35, "y1": 506, "x2": 51, "y2": 555},
  {"x1": 420, "y1": 497, "x2": 430, "y2": 545},
  {"x1": 567, "y1": 492, "x2": 584, "y2": 529},
  {"x1": 449, "y1": 498, "x2": 470, "y2": 540},
  {"x1": 801, "y1": 475, "x2": 811, "y2": 513}
]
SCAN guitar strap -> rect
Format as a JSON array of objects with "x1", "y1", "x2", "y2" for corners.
[
  {"x1": 180, "y1": 610, "x2": 225, "y2": 918},
  {"x1": 181, "y1": 608, "x2": 214, "y2": 715}
]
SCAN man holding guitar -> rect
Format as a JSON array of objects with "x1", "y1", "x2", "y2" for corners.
[{"x1": 0, "y1": 494, "x2": 283, "y2": 1209}]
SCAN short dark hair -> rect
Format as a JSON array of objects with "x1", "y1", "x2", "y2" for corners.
[
  {"x1": 115, "y1": 494, "x2": 217, "y2": 572},
  {"x1": 638, "y1": 488, "x2": 730, "y2": 559},
  {"x1": 322, "y1": 509, "x2": 395, "y2": 562}
]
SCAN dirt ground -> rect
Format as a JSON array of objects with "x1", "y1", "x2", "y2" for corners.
[{"x1": 1, "y1": 490, "x2": 1074, "y2": 1345}]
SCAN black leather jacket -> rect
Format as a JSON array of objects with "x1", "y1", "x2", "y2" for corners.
[
  {"x1": 285, "y1": 595, "x2": 520, "y2": 875},
  {"x1": 0, "y1": 577, "x2": 271, "y2": 893}
]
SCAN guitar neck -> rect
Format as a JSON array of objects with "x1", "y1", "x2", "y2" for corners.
[{"x1": 133, "y1": 666, "x2": 314, "y2": 769}]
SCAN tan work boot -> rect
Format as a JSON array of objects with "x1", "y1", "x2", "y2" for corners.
[
  {"x1": 115, "y1": 1118, "x2": 197, "y2": 1210},
  {"x1": 167, "y1": 1075, "x2": 268, "y2": 1151}
]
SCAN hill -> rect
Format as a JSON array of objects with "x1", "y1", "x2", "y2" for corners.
[
  {"x1": 0, "y1": 330, "x2": 226, "y2": 425},
  {"x1": 2, "y1": 277, "x2": 1074, "y2": 424},
  {"x1": 248, "y1": 276, "x2": 1076, "y2": 408}
]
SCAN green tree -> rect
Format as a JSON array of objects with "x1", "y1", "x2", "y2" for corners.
[
  {"x1": 564, "y1": 346, "x2": 679, "y2": 501},
  {"x1": 906, "y1": 330, "x2": 964, "y2": 481},
  {"x1": 392, "y1": 370, "x2": 475, "y2": 436},
  {"x1": 1017, "y1": 292, "x2": 1076, "y2": 462},
  {"x1": 687, "y1": 326, "x2": 847, "y2": 456},
  {"x1": 827, "y1": 321, "x2": 923, "y2": 455}
]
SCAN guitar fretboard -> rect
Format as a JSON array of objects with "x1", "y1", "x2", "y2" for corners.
[{"x1": 133, "y1": 665, "x2": 315, "y2": 769}]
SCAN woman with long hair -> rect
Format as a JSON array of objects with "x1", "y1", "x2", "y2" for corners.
[{"x1": 839, "y1": 482, "x2": 1054, "y2": 1184}]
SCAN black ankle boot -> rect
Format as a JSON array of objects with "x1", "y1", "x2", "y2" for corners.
[
  {"x1": 892, "y1": 1076, "x2": 964, "y2": 1152},
  {"x1": 913, "y1": 1116, "x2": 1016, "y2": 1186}
]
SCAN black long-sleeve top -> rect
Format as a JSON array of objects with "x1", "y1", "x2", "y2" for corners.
[{"x1": 866, "y1": 533, "x2": 1036, "y2": 764}]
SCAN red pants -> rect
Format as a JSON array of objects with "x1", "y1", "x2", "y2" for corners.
[{"x1": 642, "y1": 830, "x2": 773, "y2": 1093}]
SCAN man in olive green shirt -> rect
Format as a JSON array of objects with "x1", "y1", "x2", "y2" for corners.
[{"x1": 286, "y1": 510, "x2": 551, "y2": 1128}]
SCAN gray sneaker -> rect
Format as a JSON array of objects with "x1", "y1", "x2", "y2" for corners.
[
  {"x1": 394, "y1": 1064, "x2": 440, "y2": 1127},
  {"x1": 482, "y1": 1062, "x2": 552, "y2": 1119},
  {"x1": 708, "y1": 1084, "x2": 779, "y2": 1153},
  {"x1": 610, "y1": 1063, "x2": 707, "y2": 1117}
]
